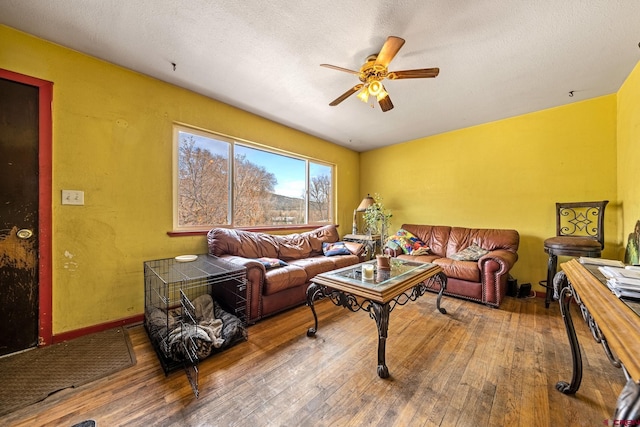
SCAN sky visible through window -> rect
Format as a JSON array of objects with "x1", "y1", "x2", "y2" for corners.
[
  {"x1": 235, "y1": 145, "x2": 305, "y2": 199},
  {"x1": 190, "y1": 133, "x2": 327, "y2": 199}
]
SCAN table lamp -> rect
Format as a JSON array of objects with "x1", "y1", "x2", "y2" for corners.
[{"x1": 352, "y1": 194, "x2": 375, "y2": 234}]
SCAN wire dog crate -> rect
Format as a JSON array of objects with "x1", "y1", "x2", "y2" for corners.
[{"x1": 143, "y1": 254, "x2": 247, "y2": 396}]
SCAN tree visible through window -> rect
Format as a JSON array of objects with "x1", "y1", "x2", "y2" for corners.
[
  {"x1": 309, "y1": 163, "x2": 332, "y2": 223},
  {"x1": 177, "y1": 134, "x2": 229, "y2": 226},
  {"x1": 175, "y1": 126, "x2": 333, "y2": 229}
]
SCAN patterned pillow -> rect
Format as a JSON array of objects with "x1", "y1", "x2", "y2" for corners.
[
  {"x1": 450, "y1": 244, "x2": 489, "y2": 261},
  {"x1": 257, "y1": 257, "x2": 288, "y2": 269},
  {"x1": 322, "y1": 241, "x2": 352, "y2": 256},
  {"x1": 385, "y1": 229, "x2": 430, "y2": 256}
]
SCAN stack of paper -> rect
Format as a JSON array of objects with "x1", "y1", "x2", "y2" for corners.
[
  {"x1": 579, "y1": 257, "x2": 625, "y2": 267},
  {"x1": 598, "y1": 265, "x2": 640, "y2": 299}
]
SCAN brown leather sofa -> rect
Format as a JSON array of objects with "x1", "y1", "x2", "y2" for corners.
[
  {"x1": 207, "y1": 224, "x2": 363, "y2": 323},
  {"x1": 385, "y1": 224, "x2": 519, "y2": 307}
]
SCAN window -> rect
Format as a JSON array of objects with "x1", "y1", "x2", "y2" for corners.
[{"x1": 174, "y1": 125, "x2": 334, "y2": 230}]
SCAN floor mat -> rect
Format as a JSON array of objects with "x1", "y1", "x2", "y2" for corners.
[{"x1": 0, "y1": 327, "x2": 136, "y2": 416}]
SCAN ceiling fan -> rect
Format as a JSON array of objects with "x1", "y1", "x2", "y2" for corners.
[{"x1": 321, "y1": 36, "x2": 439, "y2": 112}]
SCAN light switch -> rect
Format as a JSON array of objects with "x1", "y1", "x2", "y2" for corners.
[{"x1": 62, "y1": 190, "x2": 84, "y2": 205}]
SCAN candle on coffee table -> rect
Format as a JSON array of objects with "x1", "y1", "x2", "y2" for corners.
[{"x1": 362, "y1": 264, "x2": 374, "y2": 280}]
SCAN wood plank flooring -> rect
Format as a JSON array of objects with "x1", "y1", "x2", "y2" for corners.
[{"x1": 0, "y1": 295, "x2": 627, "y2": 426}]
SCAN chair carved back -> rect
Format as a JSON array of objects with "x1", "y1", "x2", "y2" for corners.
[{"x1": 556, "y1": 200, "x2": 609, "y2": 249}]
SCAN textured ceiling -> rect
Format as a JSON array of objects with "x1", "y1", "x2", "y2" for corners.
[{"x1": 2, "y1": 1, "x2": 639, "y2": 151}]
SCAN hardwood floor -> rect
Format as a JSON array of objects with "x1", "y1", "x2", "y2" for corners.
[{"x1": 0, "y1": 294, "x2": 626, "y2": 426}]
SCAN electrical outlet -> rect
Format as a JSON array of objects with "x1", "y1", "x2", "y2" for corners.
[{"x1": 62, "y1": 190, "x2": 84, "y2": 205}]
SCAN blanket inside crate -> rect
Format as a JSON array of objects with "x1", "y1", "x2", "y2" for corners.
[{"x1": 146, "y1": 294, "x2": 246, "y2": 362}]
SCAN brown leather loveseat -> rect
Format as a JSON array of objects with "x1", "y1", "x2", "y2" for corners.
[
  {"x1": 385, "y1": 224, "x2": 519, "y2": 307},
  {"x1": 207, "y1": 224, "x2": 363, "y2": 323}
]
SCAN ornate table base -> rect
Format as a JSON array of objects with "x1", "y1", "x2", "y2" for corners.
[
  {"x1": 555, "y1": 268, "x2": 640, "y2": 422},
  {"x1": 306, "y1": 272, "x2": 447, "y2": 378}
]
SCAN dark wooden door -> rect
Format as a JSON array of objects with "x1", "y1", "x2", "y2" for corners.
[{"x1": 0, "y1": 77, "x2": 40, "y2": 356}]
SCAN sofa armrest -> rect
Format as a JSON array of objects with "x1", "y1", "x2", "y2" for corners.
[
  {"x1": 478, "y1": 249, "x2": 518, "y2": 274},
  {"x1": 218, "y1": 255, "x2": 265, "y2": 324},
  {"x1": 478, "y1": 249, "x2": 519, "y2": 306},
  {"x1": 343, "y1": 241, "x2": 364, "y2": 257}
]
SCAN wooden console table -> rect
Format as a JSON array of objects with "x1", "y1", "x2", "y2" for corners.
[{"x1": 557, "y1": 259, "x2": 640, "y2": 421}]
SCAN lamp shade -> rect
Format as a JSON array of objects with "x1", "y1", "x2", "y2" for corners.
[
  {"x1": 368, "y1": 80, "x2": 382, "y2": 96},
  {"x1": 356, "y1": 195, "x2": 375, "y2": 212},
  {"x1": 357, "y1": 86, "x2": 370, "y2": 103}
]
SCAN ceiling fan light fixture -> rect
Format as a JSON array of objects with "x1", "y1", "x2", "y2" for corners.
[
  {"x1": 357, "y1": 85, "x2": 370, "y2": 103},
  {"x1": 368, "y1": 80, "x2": 383, "y2": 96}
]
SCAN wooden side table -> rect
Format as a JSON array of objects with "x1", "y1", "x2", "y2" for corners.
[{"x1": 343, "y1": 234, "x2": 380, "y2": 260}]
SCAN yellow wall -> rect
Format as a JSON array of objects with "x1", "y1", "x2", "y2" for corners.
[
  {"x1": 0, "y1": 26, "x2": 360, "y2": 334},
  {"x1": 361, "y1": 96, "x2": 619, "y2": 291},
  {"x1": 617, "y1": 61, "x2": 640, "y2": 243}
]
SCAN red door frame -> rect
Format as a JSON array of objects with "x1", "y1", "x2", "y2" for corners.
[{"x1": 0, "y1": 69, "x2": 53, "y2": 346}]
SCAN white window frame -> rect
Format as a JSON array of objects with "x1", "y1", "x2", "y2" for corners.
[{"x1": 172, "y1": 124, "x2": 335, "y2": 231}]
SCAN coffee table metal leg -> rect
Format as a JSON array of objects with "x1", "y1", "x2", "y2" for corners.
[
  {"x1": 370, "y1": 301, "x2": 391, "y2": 378},
  {"x1": 434, "y1": 272, "x2": 447, "y2": 315},
  {"x1": 305, "y1": 282, "x2": 324, "y2": 337}
]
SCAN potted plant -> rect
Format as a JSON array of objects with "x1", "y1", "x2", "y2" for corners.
[{"x1": 363, "y1": 193, "x2": 392, "y2": 254}]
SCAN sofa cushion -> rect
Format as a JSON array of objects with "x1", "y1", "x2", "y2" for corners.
[
  {"x1": 449, "y1": 244, "x2": 489, "y2": 261},
  {"x1": 276, "y1": 224, "x2": 341, "y2": 261},
  {"x1": 446, "y1": 227, "x2": 519, "y2": 256},
  {"x1": 325, "y1": 254, "x2": 361, "y2": 269},
  {"x1": 395, "y1": 253, "x2": 440, "y2": 264},
  {"x1": 433, "y1": 258, "x2": 481, "y2": 282},
  {"x1": 305, "y1": 224, "x2": 341, "y2": 254},
  {"x1": 322, "y1": 241, "x2": 351, "y2": 256},
  {"x1": 263, "y1": 265, "x2": 308, "y2": 295},
  {"x1": 398, "y1": 251, "x2": 480, "y2": 281},
  {"x1": 208, "y1": 228, "x2": 279, "y2": 258},
  {"x1": 288, "y1": 256, "x2": 342, "y2": 280},
  {"x1": 277, "y1": 233, "x2": 314, "y2": 260}
]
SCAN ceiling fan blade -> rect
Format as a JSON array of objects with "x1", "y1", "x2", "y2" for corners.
[
  {"x1": 375, "y1": 36, "x2": 405, "y2": 68},
  {"x1": 378, "y1": 92, "x2": 394, "y2": 112},
  {"x1": 388, "y1": 68, "x2": 440, "y2": 79},
  {"x1": 329, "y1": 84, "x2": 364, "y2": 106},
  {"x1": 320, "y1": 64, "x2": 360, "y2": 75}
]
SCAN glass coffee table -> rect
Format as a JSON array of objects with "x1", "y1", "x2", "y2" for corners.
[{"x1": 306, "y1": 259, "x2": 447, "y2": 378}]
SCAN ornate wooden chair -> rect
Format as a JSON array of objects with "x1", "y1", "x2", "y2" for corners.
[{"x1": 543, "y1": 201, "x2": 609, "y2": 307}]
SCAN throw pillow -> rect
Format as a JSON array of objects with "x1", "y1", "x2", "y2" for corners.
[
  {"x1": 257, "y1": 257, "x2": 288, "y2": 269},
  {"x1": 322, "y1": 241, "x2": 352, "y2": 256},
  {"x1": 385, "y1": 229, "x2": 430, "y2": 256},
  {"x1": 450, "y1": 243, "x2": 489, "y2": 261}
]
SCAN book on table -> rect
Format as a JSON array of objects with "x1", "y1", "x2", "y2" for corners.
[
  {"x1": 606, "y1": 282, "x2": 640, "y2": 299},
  {"x1": 598, "y1": 266, "x2": 640, "y2": 281},
  {"x1": 579, "y1": 257, "x2": 625, "y2": 267},
  {"x1": 597, "y1": 268, "x2": 640, "y2": 299}
]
